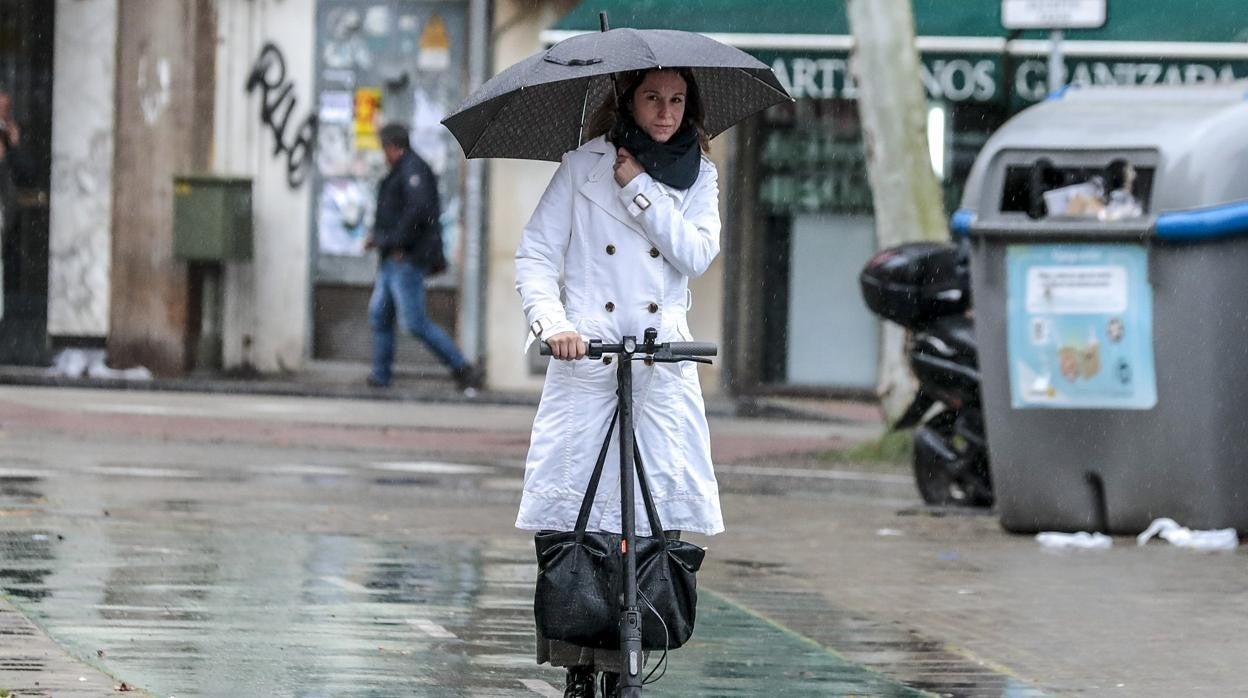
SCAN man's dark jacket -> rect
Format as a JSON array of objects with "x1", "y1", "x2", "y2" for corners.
[{"x1": 374, "y1": 149, "x2": 444, "y2": 271}]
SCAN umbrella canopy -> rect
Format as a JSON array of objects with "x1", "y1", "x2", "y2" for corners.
[{"x1": 442, "y1": 28, "x2": 792, "y2": 161}]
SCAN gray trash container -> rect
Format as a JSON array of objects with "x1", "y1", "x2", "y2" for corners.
[{"x1": 953, "y1": 82, "x2": 1248, "y2": 534}]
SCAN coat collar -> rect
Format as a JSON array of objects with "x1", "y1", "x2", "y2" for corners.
[
  {"x1": 575, "y1": 137, "x2": 689, "y2": 234},
  {"x1": 578, "y1": 138, "x2": 647, "y2": 237}
]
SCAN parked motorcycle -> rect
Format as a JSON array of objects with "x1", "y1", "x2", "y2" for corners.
[{"x1": 859, "y1": 241, "x2": 992, "y2": 508}]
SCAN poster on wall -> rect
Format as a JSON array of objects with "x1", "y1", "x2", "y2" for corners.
[
  {"x1": 418, "y1": 15, "x2": 451, "y2": 71},
  {"x1": 315, "y1": 1, "x2": 468, "y2": 272},
  {"x1": 1006, "y1": 244, "x2": 1157, "y2": 409},
  {"x1": 318, "y1": 178, "x2": 374, "y2": 256},
  {"x1": 354, "y1": 87, "x2": 382, "y2": 151},
  {"x1": 318, "y1": 90, "x2": 353, "y2": 124},
  {"x1": 317, "y1": 90, "x2": 355, "y2": 179}
]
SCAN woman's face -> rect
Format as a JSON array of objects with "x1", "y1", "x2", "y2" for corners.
[{"x1": 630, "y1": 70, "x2": 687, "y2": 143}]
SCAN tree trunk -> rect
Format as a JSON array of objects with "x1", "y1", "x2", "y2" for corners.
[
  {"x1": 110, "y1": 0, "x2": 217, "y2": 376},
  {"x1": 847, "y1": 0, "x2": 949, "y2": 423}
]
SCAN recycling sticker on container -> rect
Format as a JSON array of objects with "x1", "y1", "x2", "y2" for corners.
[{"x1": 1006, "y1": 244, "x2": 1157, "y2": 409}]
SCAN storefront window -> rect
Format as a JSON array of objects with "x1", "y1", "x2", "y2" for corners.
[
  {"x1": 746, "y1": 98, "x2": 877, "y2": 390},
  {"x1": 739, "y1": 95, "x2": 1004, "y2": 393}
]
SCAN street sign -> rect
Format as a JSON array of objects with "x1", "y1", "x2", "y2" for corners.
[{"x1": 1001, "y1": 0, "x2": 1107, "y2": 29}]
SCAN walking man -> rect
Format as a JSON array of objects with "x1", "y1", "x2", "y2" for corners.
[{"x1": 366, "y1": 123, "x2": 481, "y2": 393}]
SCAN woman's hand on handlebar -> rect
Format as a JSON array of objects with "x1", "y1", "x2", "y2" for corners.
[{"x1": 545, "y1": 331, "x2": 586, "y2": 360}]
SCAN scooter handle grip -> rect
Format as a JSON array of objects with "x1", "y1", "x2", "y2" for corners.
[{"x1": 666, "y1": 341, "x2": 718, "y2": 357}]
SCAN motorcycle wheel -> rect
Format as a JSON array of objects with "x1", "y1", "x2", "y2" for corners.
[{"x1": 912, "y1": 410, "x2": 993, "y2": 508}]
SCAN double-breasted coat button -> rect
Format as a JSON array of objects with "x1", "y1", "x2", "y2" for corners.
[
  {"x1": 605, "y1": 301, "x2": 615, "y2": 312},
  {"x1": 648, "y1": 302, "x2": 659, "y2": 313},
  {"x1": 606, "y1": 244, "x2": 616, "y2": 255},
  {"x1": 649, "y1": 247, "x2": 660, "y2": 258}
]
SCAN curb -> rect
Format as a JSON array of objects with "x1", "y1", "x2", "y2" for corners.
[
  {"x1": 0, "y1": 369, "x2": 870, "y2": 424},
  {"x1": 0, "y1": 369, "x2": 538, "y2": 407},
  {"x1": 715, "y1": 463, "x2": 917, "y2": 501}
]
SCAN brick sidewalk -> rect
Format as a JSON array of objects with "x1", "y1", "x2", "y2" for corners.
[{"x1": 0, "y1": 596, "x2": 139, "y2": 697}]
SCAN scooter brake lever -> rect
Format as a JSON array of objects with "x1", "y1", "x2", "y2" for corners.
[{"x1": 666, "y1": 355, "x2": 712, "y2": 364}]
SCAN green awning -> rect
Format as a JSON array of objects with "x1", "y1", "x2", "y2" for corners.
[
  {"x1": 550, "y1": 1, "x2": 1248, "y2": 105},
  {"x1": 553, "y1": 0, "x2": 1248, "y2": 45}
]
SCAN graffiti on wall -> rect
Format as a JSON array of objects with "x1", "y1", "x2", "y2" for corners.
[{"x1": 246, "y1": 43, "x2": 318, "y2": 188}]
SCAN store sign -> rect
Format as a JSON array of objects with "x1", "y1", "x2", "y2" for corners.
[
  {"x1": 1006, "y1": 244, "x2": 1157, "y2": 409},
  {"x1": 769, "y1": 56, "x2": 997, "y2": 102},
  {"x1": 1002, "y1": 0, "x2": 1107, "y2": 30},
  {"x1": 1012, "y1": 59, "x2": 1239, "y2": 101},
  {"x1": 769, "y1": 55, "x2": 1247, "y2": 104}
]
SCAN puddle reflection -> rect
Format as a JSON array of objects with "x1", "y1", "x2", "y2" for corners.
[{"x1": 0, "y1": 468, "x2": 1029, "y2": 697}]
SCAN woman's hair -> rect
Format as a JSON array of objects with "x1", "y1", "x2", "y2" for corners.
[{"x1": 584, "y1": 68, "x2": 711, "y2": 153}]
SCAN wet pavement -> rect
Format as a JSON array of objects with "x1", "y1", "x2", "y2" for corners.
[
  {"x1": 3, "y1": 386, "x2": 1247, "y2": 697},
  {"x1": 0, "y1": 438, "x2": 928, "y2": 697}
]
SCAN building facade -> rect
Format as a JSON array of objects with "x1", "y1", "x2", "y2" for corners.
[
  {"x1": 5, "y1": 0, "x2": 514, "y2": 378},
  {"x1": 7, "y1": 0, "x2": 1248, "y2": 396}
]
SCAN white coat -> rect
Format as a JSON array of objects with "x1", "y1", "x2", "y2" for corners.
[{"x1": 514, "y1": 135, "x2": 724, "y2": 536}]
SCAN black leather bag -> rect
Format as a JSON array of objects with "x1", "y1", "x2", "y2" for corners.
[{"x1": 533, "y1": 413, "x2": 705, "y2": 650}]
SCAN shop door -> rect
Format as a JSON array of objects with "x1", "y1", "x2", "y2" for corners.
[
  {"x1": 0, "y1": 2, "x2": 52, "y2": 364},
  {"x1": 311, "y1": 0, "x2": 468, "y2": 365}
]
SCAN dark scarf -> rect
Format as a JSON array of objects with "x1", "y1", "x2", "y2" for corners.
[{"x1": 608, "y1": 113, "x2": 701, "y2": 190}]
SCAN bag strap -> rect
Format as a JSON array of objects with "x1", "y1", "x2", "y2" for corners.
[
  {"x1": 632, "y1": 442, "x2": 668, "y2": 543},
  {"x1": 571, "y1": 409, "x2": 669, "y2": 543},
  {"x1": 574, "y1": 408, "x2": 619, "y2": 535}
]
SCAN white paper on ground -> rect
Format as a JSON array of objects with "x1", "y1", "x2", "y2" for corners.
[
  {"x1": 47, "y1": 348, "x2": 153, "y2": 381},
  {"x1": 1136, "y1": 517, "x2": 1238, "y2": 552},
  {"x1": 1036, "y1": 531, "x2": 1113, "y2": 550}
]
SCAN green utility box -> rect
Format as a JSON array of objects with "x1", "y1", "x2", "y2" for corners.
[{"x1": 173, "y1": 176, "x2": 253, "y2": 261}]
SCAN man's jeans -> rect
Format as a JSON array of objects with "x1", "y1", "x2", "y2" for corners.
[{"x1": 369, "y1": 257, "x2": 467, "y2": 384}]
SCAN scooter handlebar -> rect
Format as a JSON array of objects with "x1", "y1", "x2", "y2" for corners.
[{"x1": 538, "y1": 340, "x2": 718, "y2": 357}]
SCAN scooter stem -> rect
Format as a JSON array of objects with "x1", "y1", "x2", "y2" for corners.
[{"x1": 617, "y1": 336, "x2": 644, "y2": 695}]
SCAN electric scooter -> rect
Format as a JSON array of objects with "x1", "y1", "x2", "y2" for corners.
[{"x1": 543, "y1": 327, "x2": 716, "y2": 697}]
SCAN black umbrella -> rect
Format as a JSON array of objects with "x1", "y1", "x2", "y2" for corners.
[{"x1": 441, "y1": 22, "x2": 792, "y2": 161}]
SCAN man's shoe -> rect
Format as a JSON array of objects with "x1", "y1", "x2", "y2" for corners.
[
  {"x1": 563, "y1": 666, "x2": 595, "y2": 698},
  {"x1": 366, "y1": 375, "x2": 390, "y2": 388},
  {"x1": 454, "y1": 363, "x2": 484, "y2": 393}
]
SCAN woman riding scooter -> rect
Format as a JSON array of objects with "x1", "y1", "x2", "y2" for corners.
[{"x1": 514, "y1": 67, "x2": 725, "y2": 697}]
